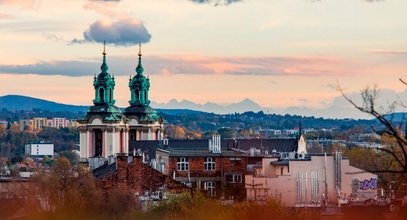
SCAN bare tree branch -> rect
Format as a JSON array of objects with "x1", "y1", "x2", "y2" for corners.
[{"x1": 338, "y1": 83, "x2": 407, "y2": 173}]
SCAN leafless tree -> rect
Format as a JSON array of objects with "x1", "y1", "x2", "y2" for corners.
[{"x1": 338, "y1": 83, "x2": 407, "y2": 174}]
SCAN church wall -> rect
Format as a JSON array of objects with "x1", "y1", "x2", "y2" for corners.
[
  {"x1": 79, "y1": 130, "x2": 88, "y2": 160},
  {"x1": 112, "y1": 129, "x2": 119, "y2": 154}
]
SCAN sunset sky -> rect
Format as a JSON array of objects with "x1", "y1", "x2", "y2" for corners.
[{"x1": 0, "y1": 0, "x2": 406, "y2": 118}]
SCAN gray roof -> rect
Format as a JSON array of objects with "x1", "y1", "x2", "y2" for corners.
[
  {"x1": 231, "y1": 138, "x2": 298, "y2": 152},
  {"x1": 129, "y1": 138, "x2": 299, "y2": 159},
  {"x1": 93, "y1": 162, "x2": 116, "y2": 180}
]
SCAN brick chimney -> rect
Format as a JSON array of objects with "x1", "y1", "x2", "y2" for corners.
[{"x1": 116, "y1": 153, "x2": 128, "y2": 189}]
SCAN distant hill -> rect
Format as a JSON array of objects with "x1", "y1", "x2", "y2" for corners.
[
  {"x1": 384, "y1": 112, "x2": 407, "y2": 123},
  {"x1": 0, "y1": 95, "x2": 89, "y2": 112},
  {"x1": 0, "y1": 95, "x2": 206, "y2": 115},
  {"x1": 0, "y1": 95, "x2": 385, "y2": 131}
]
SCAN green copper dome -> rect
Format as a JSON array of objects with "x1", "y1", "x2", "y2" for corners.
[
  {"x1": 124, "y1": 43, "x2": 159, "y2": 122},
  {"x1": 82, "y1": 42, "x2": 122, "y2": 122},
  {"x1": 128, "y1": 43, "x2": 151, "y2": 107}
]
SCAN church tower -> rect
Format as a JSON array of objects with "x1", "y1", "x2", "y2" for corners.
[
  {"x1": 79, "y1": 43, "x2": 129, "y2": 167},
  {"x1": 124, "y1": 43, "x2": 163, "y2": 142}
]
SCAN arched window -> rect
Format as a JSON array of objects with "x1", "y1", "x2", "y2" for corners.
[
  {"x1": 109, "y1": 88, "x2": 113, "y2": 102},
  {"x1": 135, "y1": 89, "x2": 140, "y2": 101},
  {"x1": 99, "y1": 88, "x2": 104, "y2": 102},
  {"x1": 144, "y1": 90, "x2": 147, "y2": 102}
]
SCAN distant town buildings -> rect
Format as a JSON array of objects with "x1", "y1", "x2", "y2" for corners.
[
  {"x1": 47, "y1": 117, "x2": 70, "y2": 128},
  {"x1": 0, "y1": 120, "x2": 8, "y2": 128},
  {"x1": 19, "y1": 119, "x2": 32, "y2": 131},
  {"x1": 18, "y1": 118, "x2": 79, "y2": 131}
]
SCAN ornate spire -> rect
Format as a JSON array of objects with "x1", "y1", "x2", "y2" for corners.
[
  {"x1": 135, "y1": 42, "x2": 144, "y2": 75},
  {"x1": 100, "y1": 41, "x2": 108, "y2": 73}
]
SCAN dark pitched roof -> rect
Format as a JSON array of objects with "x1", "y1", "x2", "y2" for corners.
[
  {"x1": 93, "y1": 162, "x2": 116, "y2": 180},
  {"x1": 130, "y1": 140, "x2": 243, "y2": 158},
  {"x1": 232, "y1": 138, "x2": 298, "y2": 152},
  {"x1": 129, "y1": 140, "x2": 161, "y2": 161},
  {"x1": 129, "y1": 138, "x2": 299, "y2": 159}
]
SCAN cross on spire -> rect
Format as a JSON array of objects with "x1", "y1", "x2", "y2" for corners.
[{"x1": 103, "y1": 40, "x2": 106, "y2": 55}]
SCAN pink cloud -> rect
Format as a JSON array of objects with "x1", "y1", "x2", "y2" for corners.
[{"x1": 0, "y1": 54, "x2": 357, "y2": 77}]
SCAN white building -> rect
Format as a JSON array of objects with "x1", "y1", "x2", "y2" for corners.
[
  {"x1": 48, "y1": 117, "x2": 69, "y2": 128},
  {"x1": 25, "y1": 143, "x2": 54, "y2": 157},
  {"x1": 245, "y1": 152, "x2": 377, "y2": 207}
]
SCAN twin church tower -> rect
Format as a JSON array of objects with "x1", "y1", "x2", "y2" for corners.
[{"x1": 78, "y1": 43, "x2": 163, "y2": 163}]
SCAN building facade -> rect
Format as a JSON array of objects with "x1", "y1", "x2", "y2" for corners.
[
  {"x1": 47, "y1": 118, "x2": 69, "y2": 128},
  {"x1": 155, "y1": 135, "x2": 248, "y2": 200},
  {"x1": 95, "y1": 154, "x2": 187, "y2": 195},
  {"x1": 32, "y1": 117, "x2": 48, "y2": 130},
  {"x1": 78, "y1": 44, "x2": 163, "y2": 169},
  {"x1": 245, "y1": 152, "x2": 377, "y2": 207},
  {"x1": 25, "y1": 143, "x2": 54, "y2": 157}
]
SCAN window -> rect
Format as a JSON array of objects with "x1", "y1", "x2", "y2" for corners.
[
  {"x1": 204, "y1": 157, "x2": 216, "y2": 171},
  {"x1": 227, "y1": 174, "x2": 242, "y2": 183},
  {"x1": 135, "y1": 89, "x2": 139, "y2": 102},
  {"x1": 99, "y1": 88, "x2": 104, "y2": 102},
  {"x1": 204, "y1": 182, "x2": 216, "y2": 196},
  {"x1": 177, "y1": 157, "x2": 189, "y2": 171},
  {"x1": 280, "y1": 167, "x2": 284, "y2": 175},
  {"x1": 230, "y1": 157, "x2": 241, "y2": 166}
]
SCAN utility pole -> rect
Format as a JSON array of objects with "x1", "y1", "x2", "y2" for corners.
[{"x1": 246, "y1": 179, "x2": 263, "y2": 201}]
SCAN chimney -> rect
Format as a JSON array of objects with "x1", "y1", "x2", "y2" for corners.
[
  {"x1": 163, "y1": 138, "x2": 169, "y2": 146},
  {"x1": 116, "y1": 153, "x2": 128, "y2": 188}
]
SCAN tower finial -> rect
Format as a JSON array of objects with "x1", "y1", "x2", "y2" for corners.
[
  {"x1": 138, "y1": 42, "x2": 142, "y2": 57},
  {"x1": 135, "y1": 42, "x2": 144, "y2": 75},
  {"x1": 101, "y1": 41, "x2": 108, "y2": 73}
]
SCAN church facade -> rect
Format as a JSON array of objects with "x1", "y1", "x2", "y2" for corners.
[{"x1": 78, "y1": 44, "x2": 163, "y2": 168}]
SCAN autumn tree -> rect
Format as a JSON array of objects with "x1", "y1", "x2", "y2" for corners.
[{"x1": 25, "y1": 157, "x2": 139, "y2": 219}]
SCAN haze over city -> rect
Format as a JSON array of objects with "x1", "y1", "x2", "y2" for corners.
[{"x1": 1, "y1": 0, "x2": 407, "y2": 119}]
